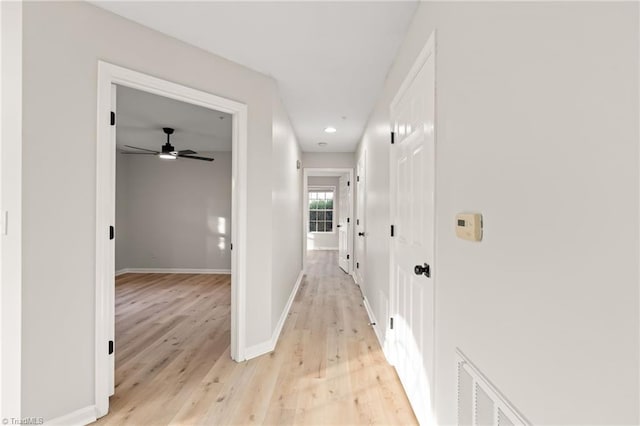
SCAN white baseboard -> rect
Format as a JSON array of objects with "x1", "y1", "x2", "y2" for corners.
[
  {"x1": 308, "y1": 247, "x2": 338, "y2": 251},
  {"x1": 362, "y1": 296, "x2": 384, "y2": 350},
  {"x1": 45, "y1": 405, "x2": 97, "y2": 426},
  {"x1": 244, "y1": 269, "x2": 304, "y2": 360},
  {"x1": 115, "y1": 268, "x2": 231, "y2": 276}
]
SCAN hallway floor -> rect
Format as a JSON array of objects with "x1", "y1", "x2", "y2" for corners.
[{"x1": 97, "y1": 251, "x2": 416, "y2": 425}]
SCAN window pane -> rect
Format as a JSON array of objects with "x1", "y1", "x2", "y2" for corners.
[
  {"x1": 317, "y1": 211, "x2": 325, "y2": 221},
  {"x1": 326, "y1": 221, "x2": 333, "y2": 231},
  {"x1": 317, "y1": 221, "x2": 325, "y2": 232},
  {"x1": 316, "y1": 200, "x2": 326, "y2": 210},
  {"x1": 327, "y1": 192, "x2": 334, "y2": 200},
  {"x1": 326, "y1": 199, "x2": 333, "y2": 209},
  {"x1": 309, "y1": 200, "x2": 318, "y2": 209},
  {"x1": 309, "y1": 192, "x2": 317, "y2": 200},
  {"x1": 326, "y1": 211, "x2": 333, "y2": 221},
  {"x1": 310, "y1": 211, "x2": 317, "y2": 221},
  {"x1": 309, "y1": 221, "x2": 316, "y2": 232}
]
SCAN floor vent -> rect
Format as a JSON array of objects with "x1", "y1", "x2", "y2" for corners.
[{"x1": 457, "y1": 349, "x2": 529, "y2": 426}]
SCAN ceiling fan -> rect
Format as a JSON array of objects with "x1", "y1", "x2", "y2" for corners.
[{"x1": 120, "y1": 127, "x2": 214, "y2": 162}]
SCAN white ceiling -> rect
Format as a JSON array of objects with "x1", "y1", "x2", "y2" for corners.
[
  {"x1": 94, "y1": 1, "x2": 418, "y2": 152},
  {"x1": 116, "y1": 85, "x2": 232, "y2": 153}
]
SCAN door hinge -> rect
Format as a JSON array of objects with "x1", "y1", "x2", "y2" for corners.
[
  {"x1": 347, "y1": 217, "x2": 350, "y2": 223},
  {"x1": 391, "y1": 131, "x2": 395, "y2": 145},
  {"x1": 347, "y1": 254, "x2": 350, "y2": 260},
  {"x1": 109, "y1": 225, "x2": 114, "y2": 240},
  {"x1": 357, "y1": 175, "x2": 360, "y2": 182},
  {"x1": 390, "y1": 225, "x2": 395, "y2": 237},
  {"x1": 390, "y1": 317, "x2": 394, "y2": 329},
  {"x1": 230, "y1": 243, "x2": 233, "y2": 250},
  {"x1": 108, "y1": 340, "x2": 114, "y2": 355},
  {"x1": 110, "y1": 111, "x2": 116, "y2": 126},
  {"x1": 356, "y1": 262, "x2": 359, "y2": 269},
  {"x1": 347, "y1": 180, "x2": 350, "y2": 187},
  {"x1": 356, "y1": 219, "x2": 360, "y2": 225}
]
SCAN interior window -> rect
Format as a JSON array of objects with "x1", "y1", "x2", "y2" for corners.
[{"x1": 308, "y1": 188, "x2": 334, "y2": 233}]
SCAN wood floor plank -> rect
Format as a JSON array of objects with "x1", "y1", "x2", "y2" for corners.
[{"x1": 96, "y1": 251, "x2": 416, "y2": 425}]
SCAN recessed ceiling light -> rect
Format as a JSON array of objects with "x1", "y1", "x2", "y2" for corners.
[
  {"x1": 324, "y1": 126, "x2": 337, "y2": 134},
  {"x1": 318, "y1": 142, "x2": 328, "y2": 147}
]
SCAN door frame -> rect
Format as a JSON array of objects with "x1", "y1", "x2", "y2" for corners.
[
  {"x1": 95, "y1": 61, "x2": 249, "y2": 417},
  {"x1": 0, "y1": 1, "x2": 23, "y2": 420},
  {"x1": 302, "y1": 167, "x2": 354, "y2": 272},
  {"x1": 388, "y1": 29, "x2": 437, "y2": 419}
]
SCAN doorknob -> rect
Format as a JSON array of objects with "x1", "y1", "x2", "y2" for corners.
[
  {"x1": 358, "y1": 232, "x2": 365, "y2": 237},
  {"x1": 336, "y1": 225, "x2": 342, "y2": 228},
  {"x1": 414, "y1": 263, "x2": 431, "y2": 277}
]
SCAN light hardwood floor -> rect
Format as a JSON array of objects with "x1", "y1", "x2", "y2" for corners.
[{"x1": 96, "y1": 251, "x2": 416, "y2": 425}]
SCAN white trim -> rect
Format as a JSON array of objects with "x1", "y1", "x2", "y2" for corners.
[
  {"x1": 95, "y1": 61, "x2": 249, "y2": 418},
  {"x1": 302, "y1": 167, "x2": 354, "y2": 273},
  {"x1": 44, "y1": 405, "x2": 97, "y2": 426},
  {"x1": 115, "y1": 268, "x2": 231, "y2": 276},
  {"x1": 307, "y1": 246, "x2": 338, "y2": 251},
  {"x1": 245, "y1": 270, "x2": 304, "y2": 360},
  {"x1": 362, "y1": 296, "x2": 384, "y2": 351},
  {"x1": 0, "y1": 1, "x2": 22, "y2": 420}
]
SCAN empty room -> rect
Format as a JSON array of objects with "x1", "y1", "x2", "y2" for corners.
[
  {"x1": 2, "y1": 1, "x2": 640, "y2": 426},
  {"x1": 106, "y1": 85, "x2": 234, "y2": 423}
]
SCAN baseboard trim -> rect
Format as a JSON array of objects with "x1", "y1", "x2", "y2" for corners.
[
  {"x1": 244, "y1": 269, "x2": 304, "y2": 360},
  {"x1": 308, "y1": 247, "x2": 338, "y2": 251},
  {"x1": 45, "y1": 405, "x2": 97, "y2": 426},
  {"x1": 363, "y1": 296, "x2": 384, "y2": 350},
  {"x1": 115, "y1": 268, "x2": 231, "y2": 276}
]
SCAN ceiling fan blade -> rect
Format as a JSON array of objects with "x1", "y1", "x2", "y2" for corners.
[
  {"x1": 124, "y1": 145, "x2": 159, "y2": 153},
  {"x1": 120, "y1": 151, "x2": 157, "y2": 155},
  {"x1": 178, "y1": 154, "x2": 214, "y2": 162},
  {"x1": 178, "y1": 149, "x2": 197, "y2": 155}
]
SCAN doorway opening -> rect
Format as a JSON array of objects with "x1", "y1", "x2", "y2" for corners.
[
  {"x1": 95, "y1": 62, "x2": 248, "y2": 418},
  {"x1": 302, "y1": 168, "x2": 354, "y2": 275}
]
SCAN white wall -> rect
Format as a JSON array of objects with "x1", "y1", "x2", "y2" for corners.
[
  {"x1": 271, "y1": 94, "x2": 303, "y2": 330},
  {"x1": 302, "y1": 152, "x2": 354, "y2": 169},
  {"x1": 0, "y1": 1, "x2": 22, "y2": 419},
  {"x1": 115, "y1": 152, "x2": 232, "y2": 272},
  {"x1": 21, "y1": 1, "x2": 301, "y2": 421},
  {"x1": 356, "y1": 2, "x2": 639, "y2": 424},
  {"x1": 307, "y1": 176, "x2": 339, "y2": 250}
]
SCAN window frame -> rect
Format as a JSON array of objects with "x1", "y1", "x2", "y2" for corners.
[{"x1": 308, "y1": 186, "x2": 336, "y2": 234}]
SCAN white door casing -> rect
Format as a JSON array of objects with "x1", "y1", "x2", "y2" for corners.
[
  {"x1": 108, "y1": 84, "x2": 116, "y2": 397},
  {"x1": 338, "y1": 175, "x2": 350, "y2": 272},
  {"x1": 302, "y1": 168, "x2": 354, "y2": 272},
  {"x1": 389, "y1": 31, "x2": 436, "y2": 425},
  {"x1": 355, "y1": 153, "x2": 366, "y2": 285}
]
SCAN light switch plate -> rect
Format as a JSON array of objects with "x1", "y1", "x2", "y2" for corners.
[{"x1": 456, "y1": 213, "x2": 482, "y2": 241}]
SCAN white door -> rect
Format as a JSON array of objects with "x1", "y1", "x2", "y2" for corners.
[
  {"x1": 338, "y1": 175, "x2": 350, "y2": 273},
  {"x1": 355, "y1": 153, "x2": 366, "y2": 285},
  {"x1": 389, "y1": 34, "x2": 436, "y2": 425}
]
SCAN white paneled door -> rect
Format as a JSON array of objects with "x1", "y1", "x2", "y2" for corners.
[
  {"x1": 338, "y1": 175, "x2": 350, "y2": 273},
  {"x1": 355, "y1": 153, "x2": 366, "y2": 285},
  {"x1": 389, "y1": 33, "x2": 436, "y2": 425}
]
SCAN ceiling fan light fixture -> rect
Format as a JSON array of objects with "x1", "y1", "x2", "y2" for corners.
[
  {"x1": 324, "y1": 126, "x2": 337, "y2": 134},
  {"x1": 158, "y1": 153, "x2": 176, "y2": 160}
]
